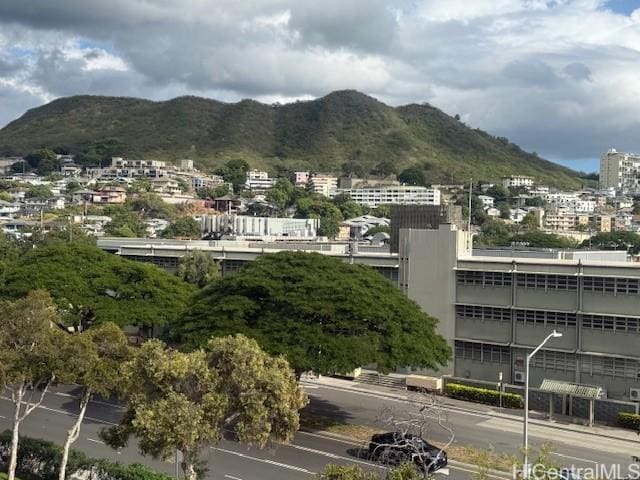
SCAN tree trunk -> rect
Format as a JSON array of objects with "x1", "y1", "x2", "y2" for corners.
[
  {"x1": 59, "y1": 388, "x2": 91, "y2": 480},
  {"x1": 181, "y1": 450, "x2": 197, "y2": 480},
  {"x1": 181, "y1": 460, "x2": 197, "y2": 480},
  {"x1": 8, "y1": 383, "x2": 24, "y2": 480}
]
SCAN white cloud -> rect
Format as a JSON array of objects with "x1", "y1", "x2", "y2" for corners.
[{"x1": 0, "y1": 0, "x2": 639, "y2": 168}]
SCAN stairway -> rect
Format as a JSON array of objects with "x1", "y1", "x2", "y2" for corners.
[{"x1": 355, "y1": 371, "x2": 406, "y2": 390}]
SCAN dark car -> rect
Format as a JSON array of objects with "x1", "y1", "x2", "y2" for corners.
[{"x1": 368, "y1": 432, "x2": 448, "y2": 472}]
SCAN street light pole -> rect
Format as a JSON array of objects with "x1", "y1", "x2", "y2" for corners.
[{"x1": 523, "y1": 329, "x2": 563, "y2": 478}]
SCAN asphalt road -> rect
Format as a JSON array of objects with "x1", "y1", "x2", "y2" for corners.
[
  {"x1": 0, "y1": 386, "x2": 473, "y2": 480},
  {"x1": 302, "y1": 381, "x2": 640, "y2": 474},
  {"x1": 2, "y1": 382, "x2": 637, "y2": 480}
]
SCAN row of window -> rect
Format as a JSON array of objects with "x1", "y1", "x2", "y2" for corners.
[
  {"x1": 514, "y1": 309, "x2": 577, "y2": 327},
  {"x1": 456, "y1": 271, "x2": 512, "y2": 287},
  {"x1": 457, "y1": 270, "x2": 640, "y2": 295},
  {"x1": 583, "y1": 276, "x2": 640, "y2": 295},
  {"x1": 455, "y1": 341, "x2": 511, "y2": 364},
  {"x1": 457, "y1": 305, "x2": 639, "y2": 332},
  {"x1": 529, "y1": 350, "x2": 577, "y2": 372},
  {"x1": 582, "y1": 314, "x2": 640, "y2": 333},
  {"x1": 456, "y1": 340, "x2": 640, "y2": 379},
  {"x1": 455, "y1": 305, "x2": 511, "y2": 322},
  {"x1": 580, "y1": 355, "x2": 640, "y2": 379},
  {"x1": 516, "y1": 273, "x2": 578, "y2": 291}
]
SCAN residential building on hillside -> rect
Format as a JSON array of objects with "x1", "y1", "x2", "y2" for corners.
[
  {"x1": 245, "y1": 169, "x2": 276, "y2": 193},
  {"x1": 88, "y1": 157, "x2": 168, "y2": 180},
  {"x1": 92, "y1": 186, "x2": 127, "y2": 204},
  {"x1": 477, "y1": 195, "x2": 494, "y2": 207},
  {"x1": 502, "y1": 175, "x2": 534, "y2": 189},
  {"x1": 294, "y1": 171, "x2": 310, "y2": 186},
  {"x1": 544, "y1": 192, "x2": 596, "y2": 213},
  {"x1": 600, "y1": 149, "x2": 640, "y2": 193},
  {"x1": 333, "y1": 186, "x2": 440, "y2": 208},
  {"x1": 180, "y1": 159, "x2": 194, "y2": 170},
  {"x1": 310, "y1": 173, "x2": 338, "y2": 197}
]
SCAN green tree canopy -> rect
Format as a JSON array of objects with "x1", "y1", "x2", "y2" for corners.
[
  {"x1": 295, "y1": 197, "x2": 343, "y2": 237},
  {"x1": 177, "y1": 251, "x2": 220, "y2": 288},
  {"x1": 167, "y1": 251, "x2": 451, "y2": 375},
  {"x1": 214, "y1": 159, "x2": 249, "y2": 193},
  {"x1": 57, "y1": 323, "x2": 132, "y2": 480},
  {"x1": 582, "y1": 231, "x2": 640, "y2": 254},
  {"x1": 128, "y1": 193, "x2": 176, "y2": 219},
  {"x1": 0, "y1": 290, "x2": 69, "y2": 480},
  {"x1": 25, "y1": 185, "x2": 54, "y2": 199},
  {"x1": 103, "y1": 207, "x2": 148, "y2": 237},
  {"x1": 101, "y1": 335, "x2": 307, "y2": 480},
  {"x1": 397, "y1": 166, "x2": 426, "y2": 187},
  {"x1": 161, "y1": 217, "x2": 201, "y2": 239},
  {"x1": 0, "y1": 243, "x2": 196, "y2": 328}
]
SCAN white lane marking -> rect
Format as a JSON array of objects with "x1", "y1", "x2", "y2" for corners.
[
  {"x1": 298, "y1": 431, "x2": 362, "y2": 446},
  {"x1": 550, "y1": 452, "x2": 599, "y2": 465},
  {"x1": 213, "y1": 447, "x2": 314, "y2": 475},
  {"x1": 284, "y1": 443, "x2": 385, "y2": 470},
  {"x1": 0, "y1": 396, "x2": 118, "y2": 426},
  {"x1": 87, "y1": 438, "x2": 105, "y2": 444},
  {"x1": 0, "y1": 415, "x2": 5, "y2": 419},
  {"x1": 55, "y1": 392, "x2": 75, "y2": 398},
  {"x1": 224, "y1": 475, "x2": 243, "y2": 480},
  {"x1": 54, "y1": 391, "x2": 124, "y2": 410}
]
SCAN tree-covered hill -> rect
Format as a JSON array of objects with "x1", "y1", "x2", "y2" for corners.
[{"x1": 0, "y1": 90, "x2": 585, "y2": 188}]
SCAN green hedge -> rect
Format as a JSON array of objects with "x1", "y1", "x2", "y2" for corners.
[
  {"x1": 445, "y1": 383, "x2": 524, "y2": 409},
  {"x1": 0, "y1": 431, "x2": 171, "y2": 480},
  {"x1": 618, "y1": 412, "x2": 640, "y2": 431}
]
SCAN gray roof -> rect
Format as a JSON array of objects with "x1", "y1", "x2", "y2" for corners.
[{"x1": 539, "y1": 379, "x2": 603, "y2": 399}]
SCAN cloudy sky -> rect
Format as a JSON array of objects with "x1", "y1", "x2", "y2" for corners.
[{"x1": 1, "y1": 0, "x2": 639, "y2": 171}]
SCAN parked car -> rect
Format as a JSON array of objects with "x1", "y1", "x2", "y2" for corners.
[{"x1": 368, "y1": 432, "x2": 448, "y2": 472}]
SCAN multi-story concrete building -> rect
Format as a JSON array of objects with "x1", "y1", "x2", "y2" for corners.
[
  {"x1": 600, "y1": 149, "x2": 640, "y2": 193},
  {"x1": 88, "y1": 157, "x2": 168, "y2": 180},
  {"x1": 245, "y1": 170, "x2": 276, "y2": 194},
  {"x1": 333, "y1": 186, "x2": 440, "y2": 208},
  {"x1": 399, "y1": 225, "x2": 640, "y2": 401},
  {"x1": 294, "y1": 171, "x2": 310, "y2": 186},
  {"x1": 502, "y1": 175, "x2": 534, "y2": 189},
  {"x1": 310, "y1": 174, "x2": 338, "y2": 197}
]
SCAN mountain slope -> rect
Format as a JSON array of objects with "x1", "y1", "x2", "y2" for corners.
[{"x1": 0, "y1": 90, "x2": 584, "y2": 188}]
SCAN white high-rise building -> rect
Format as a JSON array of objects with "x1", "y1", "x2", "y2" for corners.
[
  {"x1": 332, "y1": 186, "x2": 441, "y2": 208},
  {"x1": 600, "y1": 149, "x2": 640, "y2": 192}
]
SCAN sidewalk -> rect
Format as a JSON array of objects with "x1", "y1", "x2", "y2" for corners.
[{"x1": 302, "y1": 374, "x2": 640, "y2": 444}]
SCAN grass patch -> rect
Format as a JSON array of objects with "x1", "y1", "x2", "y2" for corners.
[
  {"x1": 300, "y1": 412, "x2": 518, "y2": 473},
  {"x1": 300, "y1": 413, "x2": 381, "y2": 441}
]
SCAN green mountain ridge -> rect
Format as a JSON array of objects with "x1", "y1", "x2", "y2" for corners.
[{"x1": 0, "y1": 90, "x2": 584, "y2": 188}]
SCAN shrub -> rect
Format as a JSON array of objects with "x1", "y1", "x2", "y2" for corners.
[
  {"x1": 0, "y1": 431, "x2": 170, "y2": 480},
  {"x1": 445, "y1": 383, "x2": 523, "y2": 409},
  {"x1": 618, "y1": 412, "x2": 640, "y2": 431}
]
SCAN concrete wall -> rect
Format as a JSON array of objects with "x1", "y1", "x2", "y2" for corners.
[
  {"x1": 456, "y1": 318, "x2": 511, "y2": 343},
  {"x1": 399, "y1": 224, "x2": 470, "y2": 375},
  {"x1": 582, "y1": 330, "x2": 639, "y2": 357}
]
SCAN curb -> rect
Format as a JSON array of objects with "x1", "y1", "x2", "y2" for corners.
[{"x1": 301, "y1": 380, "x2": 640, "y2": 445}]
